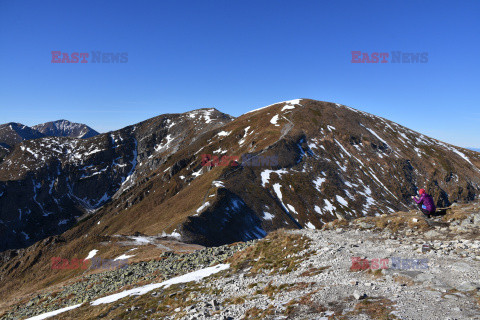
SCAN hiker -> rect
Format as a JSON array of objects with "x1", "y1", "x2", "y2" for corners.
[{"x1": 411, "y1": 189, "x2": 436, "y2": 218}]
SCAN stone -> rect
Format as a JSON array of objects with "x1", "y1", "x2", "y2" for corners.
[
  {"x1": 359, "y1": 222, "x2": 374, "y2": 229},
  {"x1": 460, "y1": 219, "x2": 473, "y2": 227},
  {"x1": 353, "y1": 290, "x2": 366, "y2": 300},
  {"x1": 473, "y1": 213, "x2": 480, "y2": 226},
  {"x1": 456, "y1": 281, "x2": 480, "y2": 292},
  {"x1": 451, "y1": 262, "x2": 473, "y2": 273},
  {"x1": 415, "y1": 273, "x2": 434, "y2": 282},
  {"x1": 424, "y1": 230, "x2": 441, "y2": 238}
]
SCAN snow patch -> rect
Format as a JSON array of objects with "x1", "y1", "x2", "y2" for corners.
[
  {"x1": 238, "y1": 126, "x2": 251, "y2": 145},
  {"x1": 85, "y1": 249, "x2": 99, "y2": 260},
  {"x1": 361, "y1": 124, "x2": 389, "y2": 147},
  {"x1": 263, "y1": 212, "x2": 274, "y2": 220},
  {"x1": 270, "y1": 114, "x2": 280, "y2": 126},
  {"x1": 313, "y1": 176, "x2": 326, "y2": 191},
  {"x1": 336, "y1": 195, "x2": 348, "y2": 206},
  {"x1": 24, "y1": 304, "x2": 82, "y2": 320},
  {"x1": 155, "y1": 134, "x2": 174, "y2": 152},
  {"x1": 324, "y1": 199, "x2": 335, "y2": 214},
  {"x1": 245, "y1": 99, "x2": 303, "y2": 114},
  {"x1": 196, "y1": 202, "x2": 210, "y2": 214},
  {"x1": 161, "y1": 231, "x2": 181, "y2": 240},
  {"x1": 261, "y1": 169, "x2": 288, "y2": 187},
  {"x1": 91, "y1": 264, "x2": 229, "y2": 305},
  {"x1": 286, "y1": 204, "x2": 298, "y2": 214},
  {"x1": 212, "y1": 181, "x2": 224, "y2": 188},
  {"x1": 217, "y1": 131, "x2": 231, "y2": 137},
  {"x1": 114, "y1": 254, "x2": 135, "y2": 261},
  {"x1": 306, "y1": 222, "x2": 316, "y2": 229}
]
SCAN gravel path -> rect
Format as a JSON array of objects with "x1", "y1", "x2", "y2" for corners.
[{"x1": 2, "y1": 209, "x2": 480, "y2": 319}]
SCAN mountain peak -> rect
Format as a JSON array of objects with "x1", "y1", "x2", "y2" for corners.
[
  {"x1": 245, "y1": 98, "x2": 306, "y2": 114},
  {"x1": 32, "y1": 120, "x2": 99, "y2": 139}
]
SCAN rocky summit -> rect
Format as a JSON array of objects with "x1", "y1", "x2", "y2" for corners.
[
  {"x1": 32, "y1": 120, "x2": 99, "y2": 140},
  {"x1": 0, "y1": 99, "x2": 479, "y2": 319}
]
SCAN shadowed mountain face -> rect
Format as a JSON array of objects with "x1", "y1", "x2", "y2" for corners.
[
  {"x1": 1, "y1": 100, "x2": 480, "y2": 251},
  {"x1": 0, "y1": 123, "x2": 46, "y2": 149},
  {"x1": 0, "y1": 123, "x2": 47, "y2": 162},
  {"x1": 0, "y1": 109, "x2": 234, "y2": 250},
  {"x1": 32, "y1": 120, "x2": 99, "y2": 139}
]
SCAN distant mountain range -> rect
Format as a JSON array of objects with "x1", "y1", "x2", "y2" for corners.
[
  {"x1": 468, "y1": 148, "x2": 480, "y2": 152},
  {"x1": 0, "y1": 119, "x2": 98, "y2": 147},
  {"x1": 1, "y1": 99, "x2": 480, "y2": 252},
  {"x1": 0, "y1": 120, "x2": 98, "y2": 162}
]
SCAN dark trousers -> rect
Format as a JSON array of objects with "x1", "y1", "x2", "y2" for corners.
[{"x1": 417, "y1": 203, "x2": 434, "y2": 217}]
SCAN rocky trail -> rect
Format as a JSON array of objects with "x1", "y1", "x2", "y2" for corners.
[{"x1": 1, "y1": 202, "x2": 480, "y2": 319}]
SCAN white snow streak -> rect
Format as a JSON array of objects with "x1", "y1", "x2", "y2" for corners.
[
  {"x1": 24, "y1": 304, "x2": 82, "y2": 320},
  {"x1": 91, "y1": 264, "x2": 230, "y2": 305},
  {"x1": 85, "y1": 249, "x2": 98, "y2": 260}
]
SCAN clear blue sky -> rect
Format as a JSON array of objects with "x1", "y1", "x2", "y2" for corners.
[{"x1": 0, "y1": 0, "x2": 479, "y2": 147}]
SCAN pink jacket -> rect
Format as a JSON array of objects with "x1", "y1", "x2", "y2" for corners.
[{"x1": 414, "y1": 193, "x2": 436, "y2": 212}]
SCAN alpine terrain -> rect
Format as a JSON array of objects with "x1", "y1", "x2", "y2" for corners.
[
  {"x1": 0, "y1": 99, "x2": 479, "y2": 319},
  {"x1": 1, "y1": 99, "x2": 479, "y2": 250}
]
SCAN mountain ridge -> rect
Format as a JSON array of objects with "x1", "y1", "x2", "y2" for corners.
[
  {"x1": 0, "y1": 99, "x2": 479, "y2": 251},
  {"x1": 32, "y1": 119, "x2": 99, "y2": 139}
]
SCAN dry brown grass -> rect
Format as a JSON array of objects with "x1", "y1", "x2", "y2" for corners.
[
  {"x1": 225, "y1": 295, "x2": 248, "y2": 304},
  {"x1": 283, "y1": 290, "x2": 326, "y2": 317},
  {"x1": 358, "y1": 211, "x2": 431, "y2": 233},
  {"x1": 441, "y1": 208, "x2": 470, "y2": 223},
  {"x1": 393, "y1": 275, "x2": 414, "y2": 286},
  {"x1": 286, "y1": 282, "x2": 317, "y2": 292},
  {"x1": 243, "y1": 305, "x2": 275, "y2": 319},
  {"x1": 350, "y1": 297, "x2": 398, "y2": 320},
  {"x1": 366, "y1": 268, "x2": 384, "y2": 278},
  {"x1": 254, "y1": 282, "x2": 290, "y2": 298},
  {"x1": 324, "y1": 210, "x2": 434, "y2": 234},
  {"x1": 227, "y1": 229, "x2": 312, "y2": 276},
  {"x1": 247, "y1": 282, "x2": 260, "y2": 289},
  {"x1": 300, "y1": 266, "x2": 331, "y2": 277},
  {"x1": 323, "y1": 218, "x2": 350, "y2": 230}
]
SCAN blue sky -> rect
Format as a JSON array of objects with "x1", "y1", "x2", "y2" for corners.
[{"x1": 0, "y1": 0, "x2": 479, "y2": 147}]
